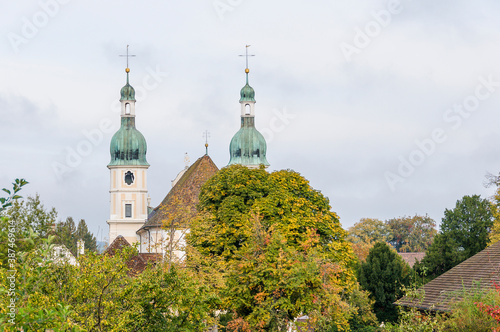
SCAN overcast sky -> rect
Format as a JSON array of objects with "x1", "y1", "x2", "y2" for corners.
[{"x1": 2, "y1": 0, "x2": 500, "y2": 241}]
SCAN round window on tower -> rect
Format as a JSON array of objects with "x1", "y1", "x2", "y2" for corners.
[{"x1": 124, "y1": 171, "x2": 134, "y2": 185}]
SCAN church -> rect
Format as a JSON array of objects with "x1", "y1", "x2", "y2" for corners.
[{"x1": 105, "y1": 50, "x2": 269, "y2": 257}]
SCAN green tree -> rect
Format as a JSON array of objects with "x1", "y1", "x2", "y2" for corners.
[
  {"x1": 386, "y1": 215, "x2": 437, "y2": 252},
  {"x1": 416, "y1": 195, "x2": 493, "y2": 280},
  {"x1": 414, "y1": 233, "x2": 461, "y2": 280},
  {"x1": 189, "y1": 165, "x2": 358, "y2": 331},
  {"x1": 0, "y1": 179, "x2": 29, "y2": 267},
  {"x1": 0, "y1": 191, "x2": 56, "y2": 267},
  {"x1": 1, "y1": 194, "x2": 57, "y2": 240},
  {"x1": 53, "y1": 218, "x2": 97, "y2": 256},
  {"x1": 54, "y1": 217, "x2": 77, "y2": 255},
  {"x1": 119, "y1": 263, "x2": 220, "y2": 331},
  {"x1": 358, "y1": 242, "x2": 411, "y2": 323},
  {"x1": 441, "y1": 195, "x2": 493, "y2": 257},
  {"x1": 75, "y1": 219, "x2": 97, "y2": 253}
]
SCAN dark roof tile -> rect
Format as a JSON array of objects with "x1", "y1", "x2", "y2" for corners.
[{"x1": 397, "y1": 241, "x2": 500, "y2": 311}]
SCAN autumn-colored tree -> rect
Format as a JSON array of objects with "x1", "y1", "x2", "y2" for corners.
[
  {"x1": 347, "y1": 218, "x2": 388, "y2": 261},
  {"x1": 385, "y1": 215, "x2": 437, "y2": 253},
  {"x1": 0, "y1": 180, "x2": 217, "y2": 331},
  {"x1": 189, "y1": 165, "x2": 360, "y2": 331},
  {"x1": 0, "y1": 232, "x2": 216, "y2": 331},
  {"x1": 485, "y1": 172, "x2": 500, "y2": 244}
]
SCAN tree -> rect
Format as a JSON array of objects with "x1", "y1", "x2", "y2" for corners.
[
  {"x1": 348, "y1": 218, "x2": 388, "y2": 244},
  {"x1": 52, "y1": 218, "x2": 97, "y2": 256},
  {"x1": 1, "y1": 193, "x2": 57, "y2": 239},
  {"x1": 485, "y1": 172, "x2": 500, "y2": 244},
  {"x1": 358, "y1": 242, "x2": 411, "y2": 323},
  {"x1": 440, "y1": 195, "x2": 493, "y2": 258},
  {"x1": 490, "y1": 184, "x2": 500, "y2": 244},
  {"x1": 385, "y1": 215, "x2": 437, "y2": 252},
  {"x1": 416, "y1": 195, "x2": 493, "y2": 280},
  {"x1": 0, "y1": 179, "x2": 29, "y2": 267},
  {"x1": 54, "y1": 217, "x2": 77, "y2": 255},
  {"x1": 75, "y1": 219, "x2": 97, "y2": 253},
  {"x1": 413, "y1": 233, "x2": 462, "y2": 280},
  {"x1": 347, "y1": 218, "x2": 388, "y2": 261},
  {"x1": 0, "y1": 192, "x2": 57, "y2": 265},
  {"x1": 189, "y1": 165, "x2": 358, "y2": 330},
  {"x1": 120, "y1": 261, "x2": 221, "y2": 331}
]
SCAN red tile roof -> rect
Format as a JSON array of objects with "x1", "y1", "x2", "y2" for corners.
[
  {"x1": 104, "y1": 235, "x2": 161, "y2": 275},
  {"x1": 139, "y1": 155, "x2": 219, "y2": 231},
  {"x1": 398, "y1": 252, "x2": 426, "y2": 268}
]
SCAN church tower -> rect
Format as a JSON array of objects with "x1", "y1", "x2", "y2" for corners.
[
  {"x1": 107, "y1": 64, "x2": 150, "y2": 245},
  {"x1": 228, "y1": 46, "x2": 270, "y2": 168}
]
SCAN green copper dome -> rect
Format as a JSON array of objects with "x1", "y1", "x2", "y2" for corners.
[
  {"x1": 228, "y1": 117, "x2": 269, "y2": 167},
  {"x1": 239, "y1": 74, "x2": 255, "y2": 102},
  {"x1": 108, "y1": 117, "x2": 149, "y2": 166},
  {"x1": 120, "y1": 73, "x2": 136, "y2": 101}
]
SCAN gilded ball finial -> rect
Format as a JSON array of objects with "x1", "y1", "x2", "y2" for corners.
[
  {"x1": 125, "y1": 68, "x2": 130, "y2": 73},
  {"x1": 205, "y1": 143, "x2": 209, "y2": 148},
  {"x1": 245, "y1": 68, "x2": 249, "y2": 74}
]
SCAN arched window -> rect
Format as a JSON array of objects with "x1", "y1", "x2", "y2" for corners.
[
  {"x1": 125, "y1": 103, "x2": 131, "y2": 115},
  {"x1": 245, "y1": 104, "x2": 251, "y2": 115}
]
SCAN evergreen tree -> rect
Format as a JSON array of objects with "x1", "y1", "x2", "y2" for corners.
[
  {"x1": 76, "y1": 219, "x2": 97, "y2": 253},
  {"x1": 54, "y1": 217, "x2": 77, "y2": 256},
  {"x1": 358, "y1": 242, "x2": 411, "y2": 323}
]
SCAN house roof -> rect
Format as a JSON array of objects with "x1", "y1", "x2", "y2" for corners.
[
  {"x1": 104, "y1": 235, "x2": 161, "y2": 275},
  {"x1": 398, "y1": 252, "x2": 426, "y2": 268},
  {"x1": 138, "y1": 154, "x2": 219, "y2": 231},
  {"x1": 396, "y1": 241, "x2": 500, "y2": 311}
]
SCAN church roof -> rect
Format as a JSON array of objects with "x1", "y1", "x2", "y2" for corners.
[
  {"x1": 139, "y1": 154, "x2": 219, "y2": 231},
  {"x1": 396, "y1": 241, "x2": 500, "y2": 312},
  {"x1": 108, "y1": 117, "x2": 149, "y2": 166},
  {"x1": 120, "y1": 72, "x2": 136, "y2": 101},
  {"x1": 228, "y1": 117, "x2": 269, "y2": 167},
  {"x1": 240, "y1": 74, "x2": 255, "y2": 102}
]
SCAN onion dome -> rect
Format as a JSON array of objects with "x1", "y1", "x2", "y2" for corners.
[
  {"x1": 228, "y1": 117, "x2": 269, "y2": 167},
  {"x1": 239, "y1": 71, "x2": 255, "y2": 102},
  {"x1": 120, "y1": 69, "x2": 136, "y2": 101},
  {"x1": 108, "y1": 117, "x2": 149, "y2": 166}
]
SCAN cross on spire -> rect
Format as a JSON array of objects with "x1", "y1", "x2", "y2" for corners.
[
  {"x1": 239, "y1": 45, "x2": 255, "y2": 71},
  {"x1": 119, "y1": 45, "x2": 136, "y2": 70},
  {"x1": 203, "y1": 130, "x2": 211, "y2": 155}
]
